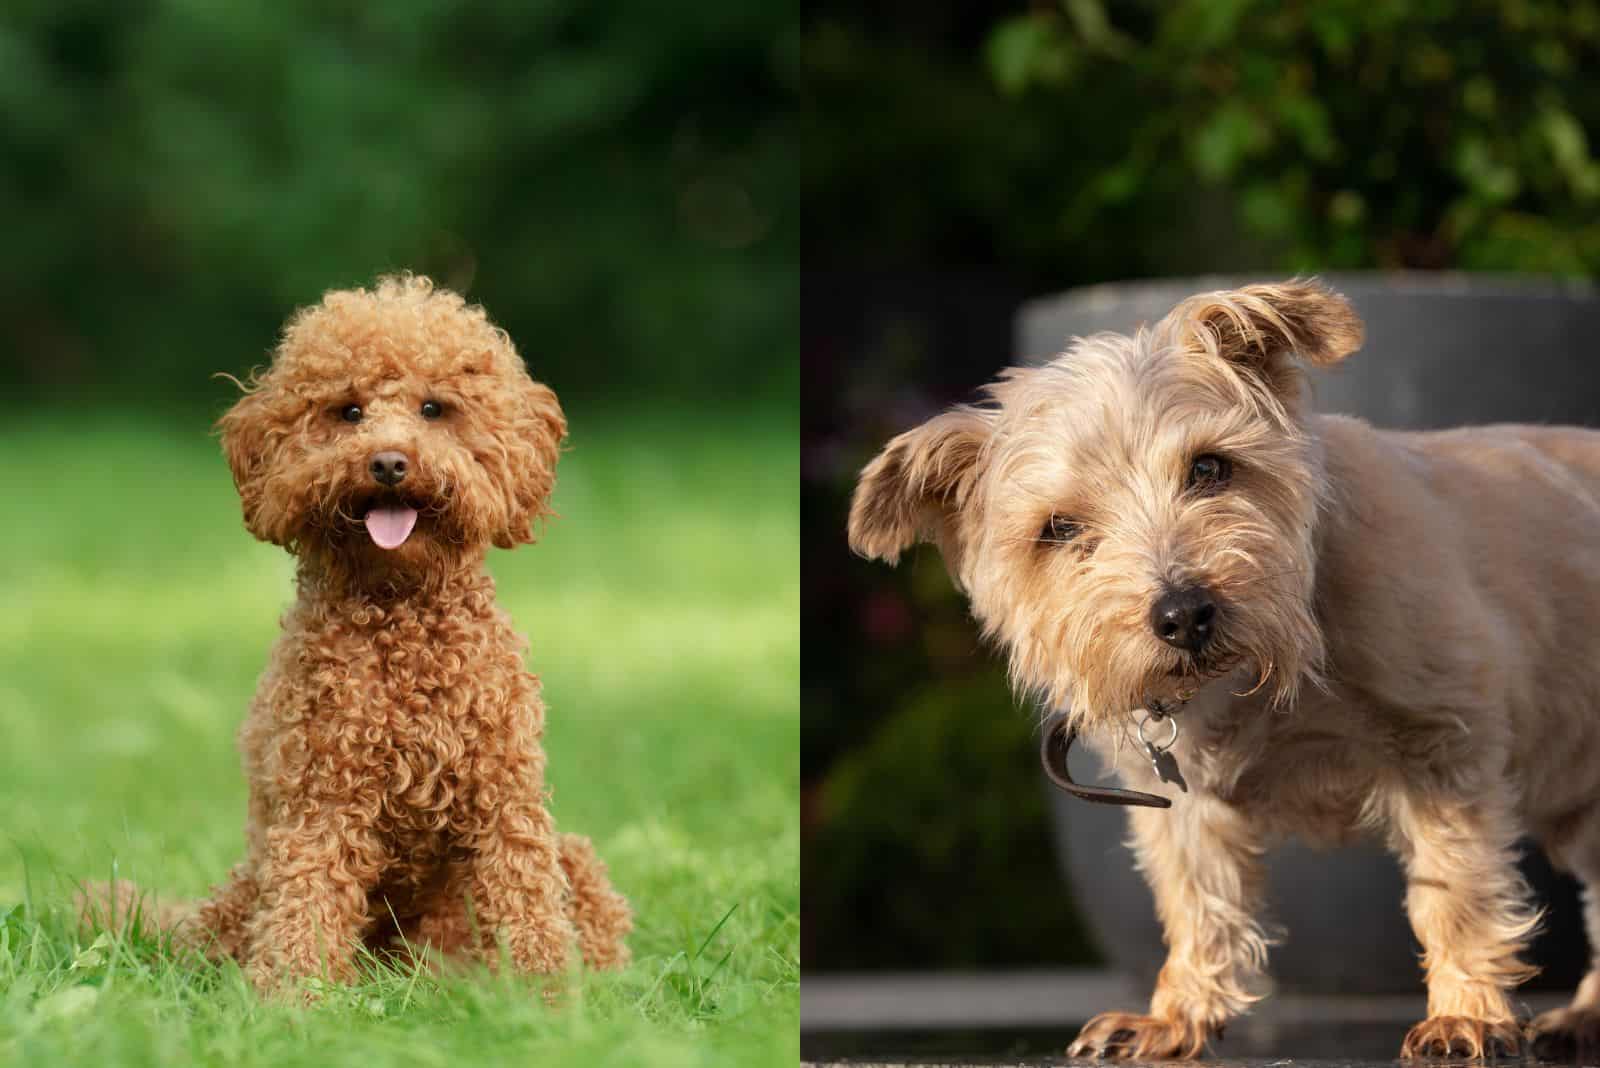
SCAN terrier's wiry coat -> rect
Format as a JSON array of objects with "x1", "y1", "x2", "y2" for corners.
[{"x1": 849, "y1": 280, "x2": 1600, "y2": 1060}]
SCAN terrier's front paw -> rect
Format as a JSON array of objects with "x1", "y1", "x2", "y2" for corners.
[
  {"x1": 1067, "y1": 1011, "x2": 1209, "y2": 1060},
  {"x1": 1528, "y1": 1006, "x2": 1600, "y2": 1061},
  {"x1": 1400, "y1": 1015, "x2": 1520, "y2": 1060}
]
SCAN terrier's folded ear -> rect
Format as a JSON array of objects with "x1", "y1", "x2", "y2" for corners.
[
  {"x1": 1165, "y1": 279, "x2": 1363, "y2": 411},
  {"x1": 847, "y1": 407, "x2": 994, "y2": 581}
]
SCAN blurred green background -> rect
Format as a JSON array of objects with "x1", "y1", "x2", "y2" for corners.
[
  {"x1": 802, "y1": 0, "x2": 1600, "y2": 972},
  {"x1": 1, "y1": 4, "x2": 797, "y2": 1066},
  {"x1": 2, "y1": 1, "x2": 795, "y2": 409}
]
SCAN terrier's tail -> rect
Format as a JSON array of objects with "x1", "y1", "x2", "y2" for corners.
[{"x1": 559, "y1": 833, "x2": 632, "y2": 970}]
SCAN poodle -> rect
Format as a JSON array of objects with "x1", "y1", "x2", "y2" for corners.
[{"x1": 88, "y1": 275, "x2": 631, "y2": 993}]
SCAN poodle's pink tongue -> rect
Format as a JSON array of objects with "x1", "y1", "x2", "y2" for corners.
[{"x1": 363, "y1": 505, "x2": 418, "y2": 550}]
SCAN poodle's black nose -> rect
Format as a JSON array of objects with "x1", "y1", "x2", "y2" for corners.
[
  {"x1": 1150, "y1": 585, "x2": 1217, "y2": 653},
  {"x1": 369, "y1": 451, "x2": 410, "y2": 486}
]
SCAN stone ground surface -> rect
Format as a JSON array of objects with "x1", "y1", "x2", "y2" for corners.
[
  {"x1": 802, "y1": 970, "x2": 1582, "y2": 1066},
  {"x1": 804, "y1": 1062, "x2": 1511, "y2": 1067}
]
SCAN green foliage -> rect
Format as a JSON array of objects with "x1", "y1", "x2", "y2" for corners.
[
  {"x1": 0, "y1": 2, "x2": 796, "y2": 405},
  {"x1": 987, "y1": 0, "x2": 1600, "y2": 272},
  {"x1": 0, "y1": 410, "x2": 798, "y2": 1066},
  {"x1": 805, "y1": 673, "x2": 1097, "y2": 970},
  {"x1": 803, "y1": 6, "x2": 1228, "y2": 285}
]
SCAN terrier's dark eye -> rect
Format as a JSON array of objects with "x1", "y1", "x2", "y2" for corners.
[
  {"x1": 1040, "y1": 514, "x2": 1082, "y2": 543},
  {"x1": 1187, "y1": 453, "x2": 1232, "y2": 493},
  {"x1": 340, "y1": 404, "x2": 363, "y2": 424},
  {"x1": 421, "y1": 400, "x2": 444, "y2": 419}
]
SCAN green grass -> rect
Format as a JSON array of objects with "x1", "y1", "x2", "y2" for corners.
[{"x1": 0, "y1": 407, "x2": 798, "y2": 1067}]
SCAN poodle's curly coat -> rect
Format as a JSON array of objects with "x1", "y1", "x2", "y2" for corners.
[{"x1": 94, "y1": 275, "x2": 630, "y2": 992}]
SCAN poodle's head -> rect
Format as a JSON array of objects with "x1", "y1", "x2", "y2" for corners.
[{"x1": 217, "y1": 275, "x2": 565, "y2": 583}]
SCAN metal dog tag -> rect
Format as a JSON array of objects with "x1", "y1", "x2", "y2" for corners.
[
  {"x1": 1137, "y1": 711, "x2": 1187, "y2": 793},
  {"x1": 1146, "y1": 743, "x2": 1188, "y2": 793}
]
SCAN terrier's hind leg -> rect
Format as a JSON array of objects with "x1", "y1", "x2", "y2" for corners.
[{"x1": 1530, "y1": 812, "x2": 1600, "y2": 1060}]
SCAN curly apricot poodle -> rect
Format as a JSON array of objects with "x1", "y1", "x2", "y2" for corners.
[{"x1": 86, "y1": 275, "x2": 631, "y2": 993}]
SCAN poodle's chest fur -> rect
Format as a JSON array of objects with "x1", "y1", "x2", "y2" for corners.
[{"x1": 241, "y1": 571, "x2": 546, "y2": 858}]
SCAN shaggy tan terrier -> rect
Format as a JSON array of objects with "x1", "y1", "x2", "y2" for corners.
[{"x1": 848, "y1": 280, "x2": 1600, "y2": 1060}]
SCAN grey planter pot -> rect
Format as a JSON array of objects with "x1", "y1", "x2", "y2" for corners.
[{"x1": 1016, "y1": 272, "x2": 1598, "y2": 994}]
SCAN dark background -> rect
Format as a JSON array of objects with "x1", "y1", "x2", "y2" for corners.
[
  {"x1": 802, "y1": 0, "x2": 1600, "y2": 971},
  {"x1": 0, "y1": 1, "x2": 796, "y2": 411}
]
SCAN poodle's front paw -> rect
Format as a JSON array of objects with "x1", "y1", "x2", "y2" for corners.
[
  {"x1": 1400, "y1": 1015, "x2": 1520, "y2": 1060},
  {"x1": 1067, "y1": 1011, "x2": 1210, "y2": 1060},
  {"x1": 243, "y1": 960, "x2": 323, "y2": 1005},
  {"x1": 1528, "y1": 1006, "x2": 1600, "y2": 1061},
  {"x1": 243, "y1": 960, "x2": 277, "y2": 997}
]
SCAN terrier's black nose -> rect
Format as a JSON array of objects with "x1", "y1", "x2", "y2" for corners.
[
  {"x1": 1150, "y1": 585, "x2": 1217, "y2": 653},
  {"x1": 369, "y1": 451, "x2": 410, "y2": 486}
]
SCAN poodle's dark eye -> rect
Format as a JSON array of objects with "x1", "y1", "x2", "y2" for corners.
[
  {"x1": 420, "y1": 400, "x2": 444, "y2": 420},
  {"x1": 1186, "y1": 453, "x2": 1232, "y2": 494},
  {"x1": 340, "y1": 404, "x2": 363, "y2": 424},
  {"x1": 1040, "y1": 514, "x2": 1082, "y2": 544}
]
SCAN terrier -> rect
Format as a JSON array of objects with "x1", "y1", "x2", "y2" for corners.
[{"x1": 848, "y1": 280, "x2": 1600, "y2": 1060}]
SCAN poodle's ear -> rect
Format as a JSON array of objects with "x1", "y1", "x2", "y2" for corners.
[
  {"x1": 1165, "y1": 279, "x2": 1363, "y2": 409},
  {"x1": 491, "y1": 373, "x2": 567, "y2": 548},
  {"x1": 216, "y1": 379, "x2": 283, "y2": 544},
  {"x1": 847, "y1": 407, "x2": 993, "y2": 583}
]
